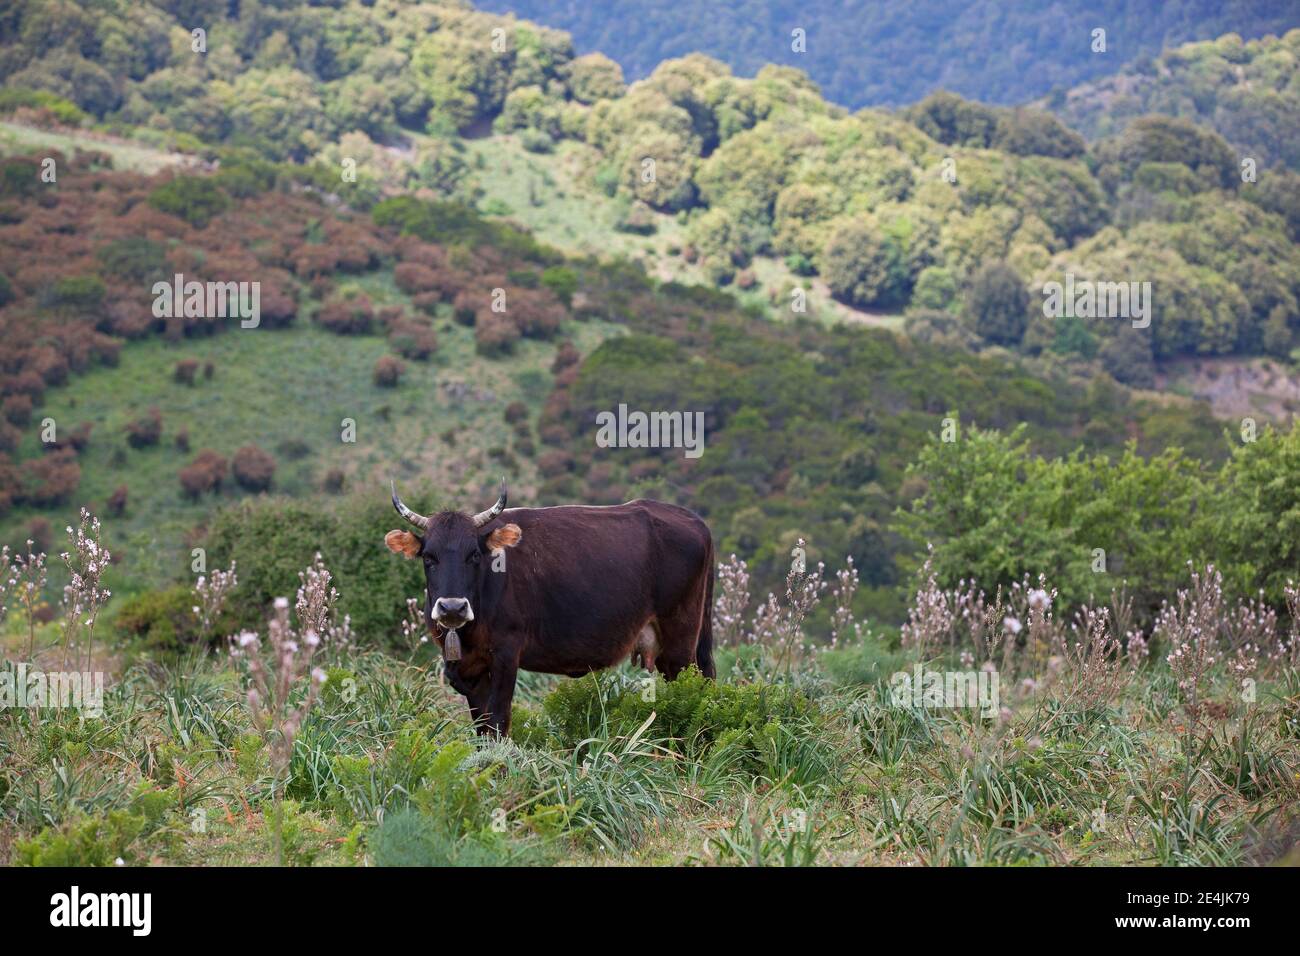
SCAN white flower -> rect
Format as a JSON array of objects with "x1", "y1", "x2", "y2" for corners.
[
  {"x1": 273, "y1": 597, "x2": 290, "y2": 610},
  {"x1": 237, "y1": 631, "x2": 258, "y2": 648},
  {"x1": 1028, "y1": 588, "x2": 1051, "y2": 610},
  {"x1": 311, "y1": 668, "x2": 327, "y2": 684},
  {"x1": 1003, "y1": 615, "x2": 1022, "y2": 635},
  {"x1": 114, "y1": 857, "x2": 125, "y2": 867}
]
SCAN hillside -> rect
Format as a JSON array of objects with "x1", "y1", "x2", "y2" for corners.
[
  {"x1": 1, "y1": 0, "x2": 1299, "y2": 876},
  {"x1": 476, "y1": 0, "x2": 1300, "y2": 108},
  {"x1": 1045, "y1": 29, "x2": 1300, "y2": 170},
  {"x1": 3, "y1": 1, "x2": 1298, "y2": 380}
]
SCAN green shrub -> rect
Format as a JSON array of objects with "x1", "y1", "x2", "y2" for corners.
[
  {"x1": 204, "y1": 492, "x2": 424, "y2": 641},
  {"x1": 532, "y1": 668, "x2": 817, "y2": 767},
  {"x1": 0, "y1": 88, "x2": 88, "y2": 125},
  {"x1": 112, "y1": 584, "x2": 207, "y2": 652},
  {"x1": 147, "y1": 175, "x2": 231, "y2": 228},
  {"x1": 15, "y1": 811, "x2": 147, "y2": 866}
]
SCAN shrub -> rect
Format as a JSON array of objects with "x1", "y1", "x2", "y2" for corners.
[
  {"x1": 173, "y1": 359, "x2": 199, "y2": 385},
  {"x1": 232, "y1": 444, "x2": 276, "y2": 492},
  {"x1": 113, "y1": 584, "x2": 206, "y2": 652},
  {"x1": 147, "y1": 175, "x2": 231, "y2": 228},
  {"x1": 389, "y1": 320, "x2": 437, "y2": 361},
  {"x1": 106, "y1": 484, "x2": 128, "y2": 517},
  {"x1": 20, "y1": 450, "x2": 80, "y2": 506},
  {"x1": 551, "y1": 341, "x2": 581, "y2": 373},
  {"x1": 1, "y1": 394, "x2": 32, "y2": 426},
  {"x1": 322, "y1": 468, "x2": 346, "y2": 493},
  {"x1": 205, "y1": 493, "x2": 424, "y2": 639},
  {"x1": 314, "y1": 293, "x2": 374, "y2": 336},
  {"x1": 474, "y1": 312, "x2": 520, "y2": 355},
  {"x1": 125, "y1": 408, "x2": 163, "y2": 448},
  {"x1": 15, "y1": 811, "x2": 149, "y2": 867},
  {"x1": 175, "y1": 428, "x2": 190, "y2": 453},
  {"x1": 527, "y1": 669, "x2": 817, "y2": 769},
  {"x1": 179, "y1": 449, "x2": 228, "y2": 499},
  {"x1": 373, "y1": 355, "x2": 405, "y2": 388}
]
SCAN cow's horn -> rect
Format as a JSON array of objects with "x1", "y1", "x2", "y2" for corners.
[
  {"x1": 390, "y1": 479, "x2": 429, "y2": 530},
  {"x1": 471, "y1": 477, "x2": 507, "y2": 528}
]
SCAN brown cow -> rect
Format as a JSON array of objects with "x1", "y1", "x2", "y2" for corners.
[{"x1": 385, "y1": 478, "x2": 715, "y2": 736}]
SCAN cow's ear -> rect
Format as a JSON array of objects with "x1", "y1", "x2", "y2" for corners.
[
  {"x1": 384, "y1": 530, "x2": 422, "y2": 558},
  {"x1": 485, "y1": 523, "x2": 522, "y2": 552}
]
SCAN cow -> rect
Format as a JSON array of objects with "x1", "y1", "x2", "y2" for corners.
[{"x1": 385, "y1": 478, "x2": 715, "y2": 736}]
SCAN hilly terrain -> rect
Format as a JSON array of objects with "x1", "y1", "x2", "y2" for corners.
[
  {"x1": 0, "y1": 1, "x2": 1297, "y2": 871},
  {"x1": 476, "y1": 0, "x2": 1300, "y2": 108}
]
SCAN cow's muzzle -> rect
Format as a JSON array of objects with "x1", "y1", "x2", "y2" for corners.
[{"x1": 432, "y1": 597, "x2": 474, "y2": 629}]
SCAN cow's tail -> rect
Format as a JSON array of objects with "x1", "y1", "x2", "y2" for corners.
[{"x1": 696, "y1": 550, "x2": 716, "y2": 679}]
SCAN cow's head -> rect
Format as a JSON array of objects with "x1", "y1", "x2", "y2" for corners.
[{"x1": 385, "y1": 478, "x2": 522, "y2": 630}]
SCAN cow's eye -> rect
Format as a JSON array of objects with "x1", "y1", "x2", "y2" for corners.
[
  {"x1": 424, "y1": 556, "x2": 437, "y2": 567},
  {"x1": 467, "y1": 550, "x2": 481, "y2": 565}
]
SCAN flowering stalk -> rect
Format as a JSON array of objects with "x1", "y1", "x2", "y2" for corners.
[
  {"x1": 192, "y1": 561, "x2": 237, "y2": 643},
  {"x1": 59, "y1": 510, "x2": 111, "y2": 673},
  {"x1": 228, "y1": 596, "x2": 327, "y2": 865},
  {"x1": 11, "y1": 541, "x2": 47, "y2": 661}
]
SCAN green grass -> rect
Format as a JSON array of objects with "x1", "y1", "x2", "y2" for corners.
[
  {"x1": 1, "y1": 631, "x2": 1294, "y2": 867},
  {"x1": 462, "y1": 133, "x2": 907, "y2": 331},
  {"x1": 0, "y1": 121, "x2": 192, "y2": 174},
  {"x1": 2, "y1": 312, "x2": 620, "y2": 594}
]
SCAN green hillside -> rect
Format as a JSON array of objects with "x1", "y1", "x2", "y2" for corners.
[{"x1": 1, "y1": 0, "x2": 1299, "y2": 873}]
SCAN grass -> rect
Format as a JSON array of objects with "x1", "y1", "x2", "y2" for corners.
[
  {"x1": 1, "y1": 308, "x2": 620, "y2": 595},
  {"x1": 2, "y1": 622, "x2": 1295, "y2": 867},
  {"x1": 0, "y1": 120, "x2": 194, "y2": 174}
]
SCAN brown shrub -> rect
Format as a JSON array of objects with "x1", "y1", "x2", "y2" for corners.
[
  {"x1": 373, "y1": 355, "x2": 406, "y2": 388},
  {"x1": 174, "y1": 358, "x2": 199, "y2": 385},
  {"x1": 179, "y1": 449, "x2": 228, "y2": 499},
  {"x1": 126, "y1": 407, "x2": 163, "y2": 448},
  {"x1": 231, "y1": 444, "x2": 276, "y2": 492},
  {"x1": 474, "y1": 311, "x2": 520, "y2": 356},
  {"x1": 538, "y1": 449, "x2": 574, "y2": 477},
  {"x1": 322, "y1": 468, "x2": 346, "y2": 493},
  {"x1": 21, "y1": 449, "x2": 80, "y2": 506},
  {"x1": 2, "y1": 394, "x2": 33, "y2": 426},
  {"x1": 314, "y1": 292, "x2": 374, "y2": 335},
  {"x1": 389, "y1": 319, "x2": 437, "y2": 361},
  {"x1": 106, "y1": 483, "x2": 128, "y2": 517},
  {"x1": 551, "y1": 340, "x2": 581, "y2": 373}
]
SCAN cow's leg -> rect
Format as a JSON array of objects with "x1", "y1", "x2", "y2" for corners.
[
  {"x1": 483, "y1": 647, "x2": 521, "y2": 737},
  {"x1": 463, "y1": 672, "x2": 492, "y2": 732},
  {"x1": 654, "y1": 574, "x2": 712, "y2": 681}
]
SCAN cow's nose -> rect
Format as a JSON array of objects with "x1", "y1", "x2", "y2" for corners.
[{"x1": 433, "y1": 597, "x2": 471, "y2": 622}]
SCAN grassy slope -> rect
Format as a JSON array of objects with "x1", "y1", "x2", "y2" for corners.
[
  {"x1": 0, "y1": 121, "x2": 194, "y2": 173},
  {"x1": 0, "y1": 303, "x2": 619, "y2": 594},
  {"x1": 464, "y1": 133, "x2": 903, "y2": 330}
]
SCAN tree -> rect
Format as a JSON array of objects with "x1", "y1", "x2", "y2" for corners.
[
  {"x1": 566, "y1": 53, "x2": 625, "y2": 103},
  {"x1": 965, "y1": 262, "x2": 1030, "y2": 346},
  {"x1": 820, "y1": 218, "x2": 897, "y2": 308}
]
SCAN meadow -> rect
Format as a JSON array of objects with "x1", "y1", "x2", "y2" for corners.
[{"x1": 2, "y1": 530, "x2": 1297, "y2": 867}]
